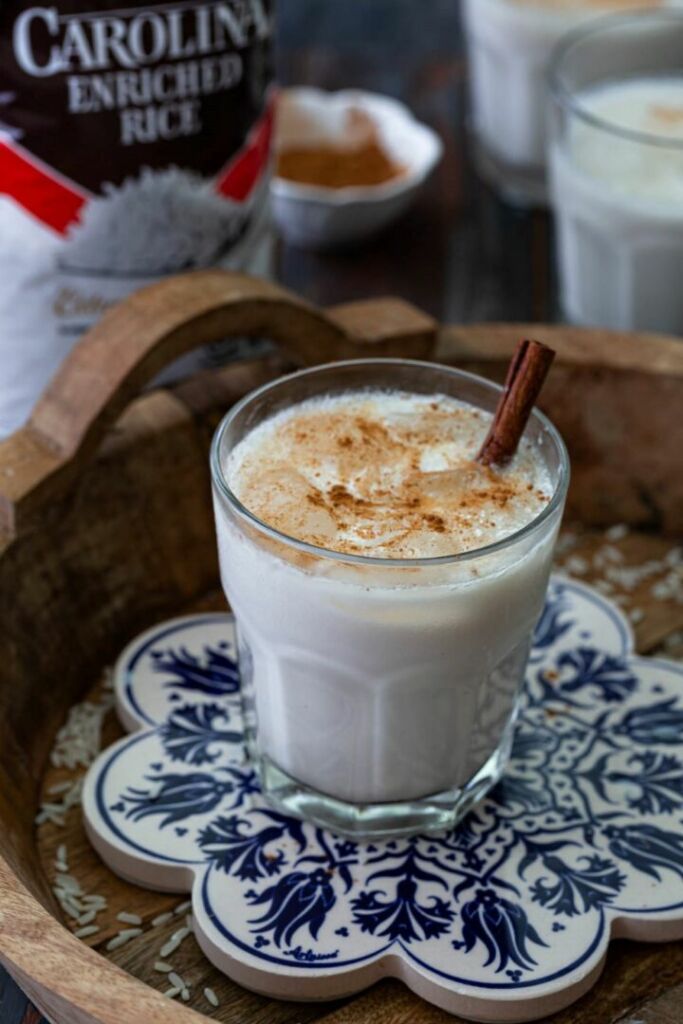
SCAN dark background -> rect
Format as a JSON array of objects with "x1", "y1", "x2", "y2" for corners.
[
  {"x1": 274, "y1": 0, "x2": 557, "y2": 324},
  {"x1": 0, "y1": 2, "x2": 557, "y2": 1019}
]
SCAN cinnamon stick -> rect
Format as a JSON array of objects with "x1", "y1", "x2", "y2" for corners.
[{"x1": 476, "y1": 339, "x2": 555, "y2": 467}]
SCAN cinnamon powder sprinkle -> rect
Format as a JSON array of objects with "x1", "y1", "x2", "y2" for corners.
[
  {"x1": 227, "y1": 392, "x2": 552, "y2": 559},
  {"x1": 650, "y1": 104, "x2": 683, "y2": 126}
]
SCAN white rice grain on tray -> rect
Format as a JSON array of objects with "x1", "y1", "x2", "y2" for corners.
[
  {"x1": 117, "y1": 911, "x2": 143, "y2": 926},
  {"x1": 204, "y1": 987, "x2": 220, "y2": 1008},
  {"x1": 49, "y1": 691, "x2": 115, "y2": 770}
]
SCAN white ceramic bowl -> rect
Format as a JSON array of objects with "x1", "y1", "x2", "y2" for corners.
[{"x1": 271, "y1": 87, "x2": 443, "y2": 250}]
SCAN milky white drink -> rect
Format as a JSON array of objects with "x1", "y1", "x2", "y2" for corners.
[
  {"x1": 462, "y1": 0, "x2": 670, "y2": 200},
  {"x1": 551, "y1": 77, "x2": 683, "y2": 331},
  {"x1": 211, "y1": 362, "x2": 567, "y2": 834}
]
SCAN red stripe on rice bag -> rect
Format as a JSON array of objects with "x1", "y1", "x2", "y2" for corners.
[{"x1": 0, "y1": 141, "x2": 88, "y2": 234}]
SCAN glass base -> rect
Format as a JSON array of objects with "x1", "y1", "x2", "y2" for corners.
[
  {"x1": 471, "y1": 136, "x2": 548, "y2": 209},
  {"x1": 256, "y1": 733, "x2": 513, "y2": 839}
]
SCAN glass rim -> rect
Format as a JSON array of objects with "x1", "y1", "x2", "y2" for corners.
[
  {"x1": 550, "y1": 9, "x2": 683, "y2": 153},
  {"x1": 210, "y1": 358, "x2": 570, "y2": 569}
]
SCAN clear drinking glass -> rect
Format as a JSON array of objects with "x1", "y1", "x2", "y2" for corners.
[
  {"x1": 210, "y1": 360, "x2": 569, "y2": 837},
  {"x1": 549, "y1": 11, "x2": 683, "y2": 333}
]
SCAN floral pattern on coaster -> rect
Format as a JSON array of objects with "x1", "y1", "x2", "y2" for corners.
[{"x1": 82, "y1": 578, "x2": 683, "y2": 1021}]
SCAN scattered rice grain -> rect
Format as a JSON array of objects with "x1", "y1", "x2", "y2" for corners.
[
  {"x1": 556, "y1": 531, "x2": 578, "y2": 555},
  {"x1": 49, "y1": 690, "x2": 115, "y2": 770},
  {"x1": 151, "y1": 911, "x2": 173, "y2": 928},
  {"x1": 117, "y1": 911, "x2": 142, "y2": 926},
  {"x1": 168, "y1": 972, "x2": 185, "y2": 989},
  {"x1": 204, "y1": 987, "x2": 219, "y2": 1008},
  {"x1": 565, "y1": 556, "x2": 588, "y2": 575},
  {"x1": 164, "y1": 986, "x2": 181, "y2": 999},
  {"x1": 605, "y1": 524, "x2": 628, "y2": 542},
  {"x1": 55, "y1": 873, "x2": 81, "y2": 893},
  {"x1": 48, "y1": 781, "x2": 72, "y2": 795},
  {"x1": 36, "y1": 809, "x2": 66, "y2": 827},
  {"x1": 174, "y1": 900, "x2": 191, "y2": 915},
  {"x1": 663, "y1": 629, "x2": 683, "y2": 651},
  {"x1": 36, "y1": 778, "x2": 84, "y2": 826},
  {"x1": 160, "y1": 936, "x2": 182, "y2": 958},
  {"x1": 665, "y1": 548, "x2": 682, "y2": 567},
  {"x1": 62, "y1": 902, "x2": 84, "y2": 921},
  {"x1": 106, "y1": 928, "x2": 142, "y2": 951},
  {"x1": 82, "y1": 895, "x2": 107, "y2": 907},
  {"x1": 181, "y1": 988, "x2": 190, "y2": 1002},
  {"x1": 54, "y1": 879, "x2": 78, "y2": 894},
  {"x1": 154, "y1": 961, "x2": 174, "y2": 974},
  {"x1": 75, "y1": 925, "x2": 100, "y2": 938},
  {"x1": 77, "y1": 910, "x2": 96, "y2": 926}
]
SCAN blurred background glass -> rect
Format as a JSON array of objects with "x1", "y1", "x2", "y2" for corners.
[{"x1": 549, "y1": 11, "x2": 683, "y2": 333}]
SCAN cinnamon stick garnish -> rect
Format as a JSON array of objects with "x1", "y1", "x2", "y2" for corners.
[{"x1": 476, "y1": 339, "x2": 555, "y2": 467}]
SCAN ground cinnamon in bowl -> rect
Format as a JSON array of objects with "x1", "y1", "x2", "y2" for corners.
[{"x1": 276, "y1": 108, "x2": 405, "y2": 189}]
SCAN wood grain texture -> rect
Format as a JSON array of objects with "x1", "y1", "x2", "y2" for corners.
[
  {"x1": 437, "y1": 327, "x2": 683, "y2": 536},
  {"x1": 0, "y1": 278, "x2": 681, "y2": 1024},
  {"x1": 0, "y1": 276, "x2": 436, "y2": 538},
  {"x1": 32, "y1": 275, "x2": 436, "y2": 460},
  {"x1": 440, "y1": 323, "x2": 683, "y2": 376}
]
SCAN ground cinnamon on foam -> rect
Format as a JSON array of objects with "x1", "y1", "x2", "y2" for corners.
[{"x1": 227, "y1": 392, "x2": 551, "y2": 559}]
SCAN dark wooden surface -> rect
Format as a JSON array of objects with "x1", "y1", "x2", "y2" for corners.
[{"x1": 0, "y1": 1, "x2": 562, "y2": 1019}]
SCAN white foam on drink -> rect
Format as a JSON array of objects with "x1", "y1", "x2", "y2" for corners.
[
  {"x1": 226, "y1": 390, "x2": 551, "y2": 559},
  {"x1": 569, "y1": 77, "x2": 683, "y2": 202}
]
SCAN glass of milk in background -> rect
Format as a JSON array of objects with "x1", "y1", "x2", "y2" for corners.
[
  {"x1": 211, "y1": 361, "x2": 569, "y2": 837},
  {"x1": 549, "y1": 11, "x2": 683, "y2": 333},
  {"x1": 462, "y1": 0, "x2": 673, "y2": 205}
]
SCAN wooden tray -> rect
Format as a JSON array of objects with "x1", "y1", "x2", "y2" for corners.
[{"x1": 0, "y1": 271, "x2": 681, "y2": 1024}]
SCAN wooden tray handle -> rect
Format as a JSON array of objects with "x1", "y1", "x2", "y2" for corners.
[{"x1": 0, "y1": 270, "x2": 436, "y2": 537}]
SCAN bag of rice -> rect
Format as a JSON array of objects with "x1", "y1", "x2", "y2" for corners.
[{"x1": 0, "y1": 0, "x2": 274, "y2": 437}]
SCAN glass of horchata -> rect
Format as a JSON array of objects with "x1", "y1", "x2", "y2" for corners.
[
  {"x1": 462, "y1": 0, "x2": 677, "y2": 206},
  {"x1": 210, "y1": 359, "x2": 569, "y2": 837},
  {"x1": 549, "y1": 10, "x2": 683, "y2": 333}
]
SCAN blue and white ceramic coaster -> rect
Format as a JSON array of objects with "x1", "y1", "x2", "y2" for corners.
[{"x1": 83, "y1": 579, "x2": 683, "y2": 1022}]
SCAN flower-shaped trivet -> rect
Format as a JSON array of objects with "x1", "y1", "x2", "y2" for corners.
[{"x1": 83, "y1": 579, "x2": 683, "y2": 1022}]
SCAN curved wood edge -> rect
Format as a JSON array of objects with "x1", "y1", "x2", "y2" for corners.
[
  {"x1": 0, "y1": 271, "x2": 435, "y2": 538},
  {"x1": 438, "y1": 322, "x2": 683, "y2": 375},
  {"x1": 0, "y1": 862, "x2": 195, "y2": 1024}
]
